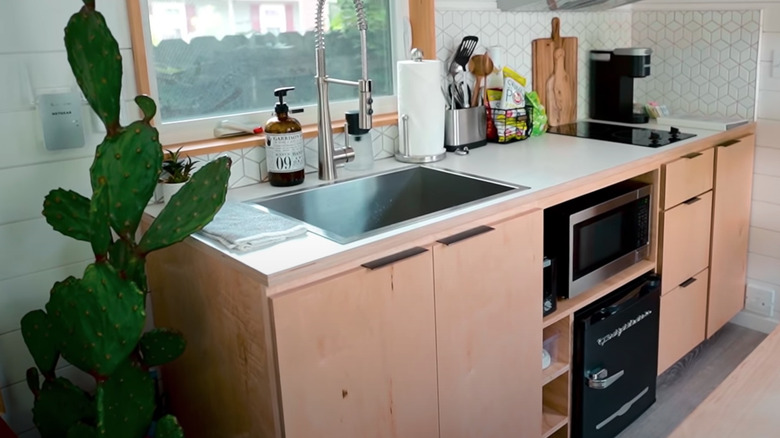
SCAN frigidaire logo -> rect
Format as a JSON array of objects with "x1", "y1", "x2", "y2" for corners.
[
  {"x1": 51, "y1": 111, "x2": 72, "y2": 116},
  {"x1": 596, "y1": 310, "x2": 653, "y2": 346}
]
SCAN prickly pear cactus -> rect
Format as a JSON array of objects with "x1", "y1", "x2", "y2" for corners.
[
  {"x1": 139, "y1": 329, "x2": 186, "y2": 367},
  {"x1": 21, "y1": 1, "x2": 231, "y2": 436},
  {"x1": 20, "y1": 310, "x2": 59, "y2": 377},
  {"x1": 32, "y1": 378, "x2": 94, "y2": 438},
  {"x1": 98, "y1": 360, "x2": 156, "y2": 438},
  {"x1": 156, "y1": 415, "x2": 185, "y2": 438}
]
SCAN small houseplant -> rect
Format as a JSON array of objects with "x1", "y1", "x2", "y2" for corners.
[
  {"x1": 160, "y1": 147, "x2": 198, "y2": 202},
  {"x1": 20, "y1": 1, "x2": 231, "y2": 437}
]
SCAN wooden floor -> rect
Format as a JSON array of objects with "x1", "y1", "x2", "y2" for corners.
[{"x1": 616, "y1": 323, "x2": 767, "y2": 438}]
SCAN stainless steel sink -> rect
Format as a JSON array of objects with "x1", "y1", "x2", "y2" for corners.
[{"x1": 250, "y1": 166, "x2": 528, "y2": 244}]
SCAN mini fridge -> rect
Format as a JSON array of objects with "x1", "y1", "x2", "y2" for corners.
[{"x1": 571, "y1": 273, "x2": 661, "y2": 438}]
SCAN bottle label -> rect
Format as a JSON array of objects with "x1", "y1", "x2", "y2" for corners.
[{"x1": 266, "y1": 132, "x2": 305, "y2": 173}]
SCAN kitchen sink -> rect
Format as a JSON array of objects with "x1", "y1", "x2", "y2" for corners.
[{"x1": 249, "y1": 166, "x2": 527, "y2": 244}]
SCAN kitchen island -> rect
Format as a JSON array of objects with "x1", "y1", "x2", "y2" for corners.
[{"x1": 144, "y1": 122, "x2": 755, "y2": 438}]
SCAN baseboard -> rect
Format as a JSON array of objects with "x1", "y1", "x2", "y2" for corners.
[{"x1": 730, "y1": 310, "x2": 779, "y2": 334}]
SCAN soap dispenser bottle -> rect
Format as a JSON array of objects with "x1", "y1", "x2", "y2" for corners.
[{"x1": 265, "y1": 87, "x2": 305, "y2": 187}]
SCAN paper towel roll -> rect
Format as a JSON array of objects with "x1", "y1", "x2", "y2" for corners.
[{"x1": 397, "y1": 60, "x2": 446, "y2": 159}]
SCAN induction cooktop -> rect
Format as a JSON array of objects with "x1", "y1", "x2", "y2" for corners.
[{"x1": 547, "y1": 121, "x2": 696, "y2": 147}]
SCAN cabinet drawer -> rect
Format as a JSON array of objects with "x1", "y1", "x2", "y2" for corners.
[
  {"x1": 660, "y1": 191, "x2": 712, "y2": 295},
  {"x1": 658, "y1": 269, "x2": 709, "y2": 374},
  {"x1": 663, "y1": 148, "x2": 714, "y2": 209}
]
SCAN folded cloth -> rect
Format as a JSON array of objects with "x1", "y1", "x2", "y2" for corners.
[{"x1": 200, "y1": 202, "x2": 307, "y2": 252}]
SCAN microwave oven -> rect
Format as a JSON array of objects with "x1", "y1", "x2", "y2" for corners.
[{"x1": 544, "y1": 180, "x2": 651, "y2": 299}]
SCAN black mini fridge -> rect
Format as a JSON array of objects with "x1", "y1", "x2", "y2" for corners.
[{"x1": 571, "y1": 273, "x2": 661, "y2": 438}]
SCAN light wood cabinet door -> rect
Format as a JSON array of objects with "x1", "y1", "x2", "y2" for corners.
[
  {"x1": 271, "y1": 247, "x2": 439, "y2": 438},
  {"x1": 707, "y1": 135, "x2": 755, "y2": 338},
  {"x1": 660, "y1": 191, "x2": 713, "y2": 296},
  {"x1": 658, "y1": 269, "x2": 709, "y2": 374},
  {"x1": 433, "y1": 210, "x2": 544, "y2": 438},
  {"x1": 662, "y1": 148, "x2": 714, "y2": 209}
]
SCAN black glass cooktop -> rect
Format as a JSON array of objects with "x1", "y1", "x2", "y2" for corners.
[{"x1": 547, "y1": 122, "x2": 696, "y2": 147}]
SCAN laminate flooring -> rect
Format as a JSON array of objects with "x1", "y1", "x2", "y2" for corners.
[{"x1": 615, "y1": 323, "x2": 767, "y2": 438}]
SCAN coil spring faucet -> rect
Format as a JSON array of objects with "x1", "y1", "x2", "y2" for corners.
[{"x1": 315, "y1": 0, "x2": 373, "y2": 180}]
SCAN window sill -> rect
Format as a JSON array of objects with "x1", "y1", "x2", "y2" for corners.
[{"x1": 167, "y1": 113, "x2": 398, "y2": 158}]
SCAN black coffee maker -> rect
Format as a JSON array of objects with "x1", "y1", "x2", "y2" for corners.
[{"x1": 589, "y1": 48, "x2": 652, "y2": 124}]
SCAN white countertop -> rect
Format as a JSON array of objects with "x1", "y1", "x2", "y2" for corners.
[{"x1": 144, "y1": 121, "x2": 734, "y2": 282}]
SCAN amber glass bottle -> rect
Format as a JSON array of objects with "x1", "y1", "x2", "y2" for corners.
[{"x1": 265, "y1": 87, "x2": 305, "y2": 187}]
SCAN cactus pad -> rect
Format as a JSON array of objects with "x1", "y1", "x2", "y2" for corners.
[
  {"x1": 139, "y1": 156, "x2": 232, "y2": 254},
  {"x1": 108, "y1": 240, "x2": 146, "y2": 289},
  {"x1": 155, "y1": 415, "x2": 184, "y2": 438},
  {"x1": 21, "y1": 310, "x2": 59, "y2": 376},
  {"x1": 64, "y1": 3, "x2": 122, "y2": 134},
  {"x1": 68, "y1": 423, "x2": 98, "y2": 438},
  {"x1": 139, "y1": 328, "x2": 186, "y2": 367},
  {"x1": 26, "y1": 367, "x2": 41, "y2": 396},
  {"x1": 89, "y1": 182, "x2": 112, "y2": 257},
  {"x1": 90, "y1": 121, "x2": 163, "y2": 240},
  {"x1": 42, "y1": 189, "x2": 92, "y2": 242},
  {"x1": 135, "y1": 95, "x2": 157, "y2": 123},
  {"x1": 45, "y1": 263, "x2": 145, "y2": 376},
  {"x1": 98, "y1": 360, "x2": 155, "y2": 438},
  {"x1": 32, "y1": 377, "x2": 94, "y2": 438}
]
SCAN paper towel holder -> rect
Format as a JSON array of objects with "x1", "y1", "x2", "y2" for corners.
[
  {"x1": 394, "y1": 48, "x2": 446, "y2": 164},
  {"x1": 395, "y1": 114, "x2": 447, "y2": 164}
]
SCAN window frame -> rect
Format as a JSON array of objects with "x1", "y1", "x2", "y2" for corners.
[{"x1": 125, "y1": 0, "x2": 435, "y2": 152}]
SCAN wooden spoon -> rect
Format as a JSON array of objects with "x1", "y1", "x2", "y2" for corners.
[{"x1": 468, "y1": 53, "x2": 495, "y2": 108}]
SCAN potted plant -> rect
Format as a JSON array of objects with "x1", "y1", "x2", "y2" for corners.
[
  {"x1": 19, "y1": 1, "x2": 231, "y2": 437},
  {"x1": 161, "y1": 147, "x2": 198, "y2": 203}
]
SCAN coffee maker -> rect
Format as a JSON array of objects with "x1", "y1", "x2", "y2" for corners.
[{"x1": 589, "y1": 48, "x2": 652, "y2": 124}]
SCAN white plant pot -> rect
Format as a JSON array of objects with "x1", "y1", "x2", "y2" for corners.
[{"x1": 162, "y1": 182, "x2": 187, "y2": 203}]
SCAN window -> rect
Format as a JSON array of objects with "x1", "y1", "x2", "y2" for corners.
[{"x1": 133, "y1": 0, "x2": 408, "y2": 144}]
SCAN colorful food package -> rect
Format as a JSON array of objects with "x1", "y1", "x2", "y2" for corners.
[
  {"x1": 525, "y1": 91, "x2": 548, "y2": 136},
  {"x1": 500, "y1": 67, "x2": 527, "y2": 109}
]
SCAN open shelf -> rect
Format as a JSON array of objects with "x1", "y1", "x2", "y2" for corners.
[
  {"x1": 543, "y1": 259, "x2": 656, "y2": 328},
  {"x1": 542, "y1": 404, "x2": 568, "y2": 438},
  {"x1": 542, "y1": 373, "x2": 569, "y2": 438},
  {"x1": 542, "y1": 316, "x2": 571, "y2": 385}
]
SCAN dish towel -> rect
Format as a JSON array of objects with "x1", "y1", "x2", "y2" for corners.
[{"x1": 200, "y1": 202, "x2": 307, "y2": 252}]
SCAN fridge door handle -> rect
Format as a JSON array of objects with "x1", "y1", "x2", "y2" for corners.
[{"x1": 587, "y1": 368, "x2": 625, "y2": 389}]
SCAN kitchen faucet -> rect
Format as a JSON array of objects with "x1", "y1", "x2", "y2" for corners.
[{"x1": 315, "y1": 0, "x2": 373, "y2": 180}]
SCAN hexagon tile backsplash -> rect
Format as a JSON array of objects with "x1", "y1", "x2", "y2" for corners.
[
  {"x1": 436, "y1": 10, "x2": 634, "y2": 120},
  {"x1": 633, "y1": 10, "x2": 759, "y2": 120}
]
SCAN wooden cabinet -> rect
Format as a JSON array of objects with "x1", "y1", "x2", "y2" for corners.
[
  {"x1": 661, "y1": 148, "x2": 714, "y2": 209},
  {"x1": 658, "y1": 268, "x2": 709, "y2": 374},
  {"x1": 659, "y1": 191, "x2": 713, "y2": 295},
  {"x1": 707, "y1": 135, "x2": 755, "y2": 338},
  {"x1": 433, "y1": 211, "x2": 543, "y2": 438},
  {"x1": 271, "y1": 248, "x2": 439, "y2": 438}
]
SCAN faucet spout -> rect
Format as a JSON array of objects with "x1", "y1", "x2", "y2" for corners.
[{"x1": 315, "y1": 0, "x2": 373, "y2": 181}]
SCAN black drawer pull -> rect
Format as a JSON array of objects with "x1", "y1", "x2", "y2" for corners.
[
  {"x1": 718, "y1": 139, "x2": 740, "y2": 148},
  {"x1": 362, "y1": 247, "x2": 428, "y2": 270},
  {"x1": 680, "y1": 277, "x2": 698, "y2": 288},
  {"x1": 682, "y1": 152, "x2": 702, "y2": 159},
  {"x1": 437, "y1": 225, "x2": 495, "y2": 246},
  {"x1": 683, "y1": 196, "x2": 702, "y2": 205}
]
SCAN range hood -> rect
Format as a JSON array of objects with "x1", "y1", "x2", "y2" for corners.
[{"x1": 497, "y1": 0, "x2": 643, "y2": 12}]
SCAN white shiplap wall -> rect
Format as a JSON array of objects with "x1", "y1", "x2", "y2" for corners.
[{"x1": 0, "y1": 2, "x2": 136, "y2": 436}]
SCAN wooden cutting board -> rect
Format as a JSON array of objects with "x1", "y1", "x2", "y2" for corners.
[{"x1": 532, "y1": 17, "x2": 578, "y2": 127}]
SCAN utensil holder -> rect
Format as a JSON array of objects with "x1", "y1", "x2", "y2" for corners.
[{"x1": 444, "y1": 106, "x2": 487, "y2": 152}]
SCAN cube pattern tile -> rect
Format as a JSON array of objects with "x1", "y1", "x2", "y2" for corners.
[
  {"x1": 436, "y1": 10, "x2": 633, "y2": 120},
  {"x1": 633, "y1": 10, "x2": 760, "y2": 119},
  {"x1": 191, "y1": 125, "x2": 399, "y2": 189}
]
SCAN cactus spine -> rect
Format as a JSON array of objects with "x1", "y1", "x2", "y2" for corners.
[{"x1": 21, "y1": 1, "x2": 229, "y2": 436}]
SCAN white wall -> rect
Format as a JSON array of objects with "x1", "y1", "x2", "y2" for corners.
[
  {"x1": 0, "y1": 2, "x2": 135, "y2": 436},
  {"x1": 634, "y1": 0, "x2": 780, "y2": 327}
]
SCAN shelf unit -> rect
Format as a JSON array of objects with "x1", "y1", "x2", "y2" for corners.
[
  {"x1": 542, "y1": 316, "x2": 571, "y2": 437},
  {"x1": 540, "y1": 259, "x2": 657, "y2": 438}
]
